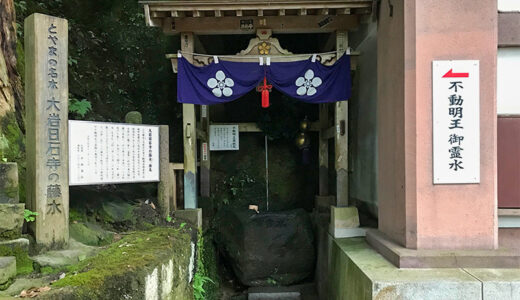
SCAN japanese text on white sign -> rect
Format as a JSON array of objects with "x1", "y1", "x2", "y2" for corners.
[
  {"x1": 210, "y1": 125, "x2": 239, "y2": 151},
  {"x1": 433, "y1": 60, "x2": 480, "y2": 184},
  {"x1": 69, "y1": 121, "x2": 160, "y2": 185}
]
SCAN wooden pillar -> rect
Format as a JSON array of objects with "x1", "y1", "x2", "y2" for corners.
[
  {"x1": 158, "y1": 125, "x2": 171, "y2": 217},
  {"x1": 200, "y1": 105, "x2": 210, "y2": 198},
  {"x1": 318, "y1": 104, "x2": 329, "y2": 196},
  {"x1": 181, "y1": 32, "x2": 198, "y2": 208},
  {"x1": 335, "y1": 31, "x2": 349, "y2": 207}
]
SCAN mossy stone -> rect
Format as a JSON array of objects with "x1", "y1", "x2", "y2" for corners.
[
  {"x1": 0, "y1": 204, "x2": 24, "y2": 241},
  {"x1": 48, "y1": 227, "x2": 194, "y2": 299},
  {"x1": 69, "y1": 222, "x2": 114, "y2": 247},
  {"x1": 0, "y1": 163, "x2": 19, "y2": 204},
  {"x1": 0, "y1": 239, "x2": 33, "y2": 275},
  {"x1": 124, "y1": 111, "x2": 142, "y2": 124}
]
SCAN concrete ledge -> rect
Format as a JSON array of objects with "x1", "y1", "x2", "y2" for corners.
[
  {"x1": 366, "y1": 229, "x2": 520, "y2": 268},
  {"x1": 0, "y1": 257, "x2": 16, "y2": 287},
  {"x1": 330, "y1": 238, "x2": 482, "y2": 300},
  {"x1": 173, "y1": 208, "x2": 202, "y2": 229}
]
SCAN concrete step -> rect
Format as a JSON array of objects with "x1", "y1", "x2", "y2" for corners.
[
  {"x1": 247, "y1": 283, "x2": 318, "y2": 300},
  {"x1": 0, "y1": 257, "x2": 16, "y2": 289}
]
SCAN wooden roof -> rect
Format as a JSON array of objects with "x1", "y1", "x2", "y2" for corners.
[{"x1": 141, "y1": 0, "x2": 373, "y2": 35}]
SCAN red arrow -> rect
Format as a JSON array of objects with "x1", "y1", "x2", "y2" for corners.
[{"x1": 442, "y1": 69, "x2": 469, "y2": 78}]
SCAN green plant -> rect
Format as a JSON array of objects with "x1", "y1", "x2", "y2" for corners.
[
  {"x1": 179, "y1": 222, "x2": 186, "y2": 229},
  {"x1": 24, "y1": 209, "x2": 38, "y2": 222},
  {"x1": 69, "y1": 96, "x2": 92, "y2": 118},
  {"x1": 193, "y1": 231, "x2": 215, "y2": 300},
  {"x1": 166, "y1": 215, "x2": 172, "y2": 223}
]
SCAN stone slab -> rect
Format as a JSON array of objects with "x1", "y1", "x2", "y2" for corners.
[
  {"x1": 366, "y1": 229, "x2": 520, "y2": 268},
  {"x1": 0, "y1": 275, "x2": 54, "y2": 298},
  {"x1": 0, "y1": 257, "x2": 16, "y2": 286},
  {"x1": 329, "y1": 227, "x2": 367, "y2": 239},
  {"x1": 465, "y1": 269, "x2": 520, "y2": 300},
  {"x1": 173, "y1": 208, "x2": 202, "y2": 229},
  {"x1": 31, "y1": 239, "x2": 98, "y2": 268},
  {"x1": 0, "y1": 204, "x2": 25, "y2": 240},
  {"x1": 0, "y1": 238, "x2": 29, "y2": 254},
  {"x1": 0, "y1": 163, "x2": 19, "y2": 204},
  {"x1": 330, "y1": 238, "x2": 482, "y2": 300}
]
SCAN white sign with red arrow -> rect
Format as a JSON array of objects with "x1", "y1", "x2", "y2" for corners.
[{"x1": 433, "y1": 60, "x2": 480, "y2": 184}]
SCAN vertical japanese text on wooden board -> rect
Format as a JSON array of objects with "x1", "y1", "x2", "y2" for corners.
[
  {"x1": 433, "y1": 60, "x2": 480, "y2": 184},
  {"x1": 46, "y1": 22, "x2": 64, "y2": 215}
]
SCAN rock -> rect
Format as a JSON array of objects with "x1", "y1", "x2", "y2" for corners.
[
  {"x1": 0, "y1": 238, "x2": 29, "y2": 254},
  {"x1": 0, "y1": 257, "x2": 16, "y2": 290},
  {"x1": 125, "y1": 111, "x2": 142, "y2": 124},
  {"x1": 216, "y1": 209, "x2": 315, "y2": 287},
  {"x1": 69, "y1": 222, "x2": 113, "y2": 246},
  {"x1": 31, "y1": 239, "x2": 99, "y2": 269},
  {"x1": 0, "y1": 275, "x2": 54, "y2": 298},
  {"x1": 0, "y1": 204, "x2": 24, "y2": 240},
  {"x1": 0, "y1": 163, "x2": 19, "y2": 204},
  {"x1": 102, "y1": 200, "x2": 136, "y2": 226}
]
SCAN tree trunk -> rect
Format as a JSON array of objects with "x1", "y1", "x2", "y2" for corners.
[{"x1": 0, "y1": 0, "x2": 24, "y2": 133}]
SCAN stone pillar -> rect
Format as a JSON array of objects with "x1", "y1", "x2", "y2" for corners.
[
  {"x1": 25, "y1": 13, "x2": 69, "y2": 249},
  {"x1": 377, "y1": 0, "x2": 497, "y2": 249},
  {"x1": 335, "y1": 31, "x2": 349, "y2": 207},
  {"x1": 181, "y1": 32, "x2": 198, "y2": 209},
  {"x1": 158, "y1": 125, "x2": 172, "y2": 217}
]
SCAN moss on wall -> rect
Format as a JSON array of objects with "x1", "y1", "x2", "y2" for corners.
[
  {"x1": 0, "y1": 112, "x2": 25, "y2": 203},
  {"x1": 49, "y1": 227, "x2": 193, "y2": 299}
]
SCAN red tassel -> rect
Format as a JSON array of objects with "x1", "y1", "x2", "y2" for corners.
[
  {"x1": 257, "y1": 76, "x2": 272, "y2": 108},
  {"x1": 262, "y1": 89, "x2": 269, "y2": 108}
]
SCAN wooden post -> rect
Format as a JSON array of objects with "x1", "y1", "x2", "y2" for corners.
[
  {"x1": 335, "y1": 31, "x2": 349, "y2": 207},
  {"x1": 158, "y1": 125, "x2": 171, "y2": 217},
  {"x1": 318, "y1": 103, "x2": 329, "y2": 196},
  {"x1": 181, "y1": 32, "x2": 198, "y2": 209},
  {"x1": 25, "y1": 14, "x2": 69, "y2": 249},
  {"x1": 200, "y1": 105, "x2": 210, "y2": 197}
]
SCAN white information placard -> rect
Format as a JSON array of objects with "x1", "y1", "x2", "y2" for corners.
[
  {"x1": 209, "y1": 125, "x2": 239, "y2": 151},
  {"x1": 433, "y1": 60, "x2": 480, "y2": 184},
  {"x1": 69, "y1": 120, "x2": 160, "y2": 185}
]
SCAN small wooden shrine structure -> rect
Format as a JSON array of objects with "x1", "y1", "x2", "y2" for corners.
[{"x1": 141, "y1": 0, "x2": 373, "y2": 208}]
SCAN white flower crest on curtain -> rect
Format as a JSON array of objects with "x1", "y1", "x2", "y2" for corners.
[
  {"x1": 295, "y1": 69, "x2": 322, "y2": 96},
  {"x1": 207, "y1": 70, "x2": 234, "y2": 97}
]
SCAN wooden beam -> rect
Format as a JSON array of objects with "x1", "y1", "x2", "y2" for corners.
[
  {"x1": 211, "y1": 122, "x2": 262, "y2": 132},
  {"x1": 162, "y1": 15, "x2": 359, "y2": 35},
  {"x1": 215, "y1": 10, "x2": 222, "y2": 17},
  {"x1": 321, "y1": 126, "x2": 336, "y2": 140},
  {"x1": 158, "y1": 125, "x2": 172, "y2": 218},
  {"x1": 193, "y1": 10, "x2": 202, "y2": 17},
  {"x1": 335, "y1": 31, "x2": 349, "y2": 207},
  {"x1": 279, "y1": 9, "x2": 286, "y2": 16},
  {"x1": 200, "y1": 106, "x2": 211, "y2": 198},
  {"x1": 298, "y1": 8, "x2": 308, "y2": 16},
  {"x1": 499, "y1": 12, "x2": 520, "y2": 46},
  {"x1": 171, "y1": 11, "x2": 185, "y2": 18},
  {"x1": 141, "y1": 1, "x2": 373, "y2": 13},
  {"x1": 181, "y1": 32, "x2": 198, "y2": 209},
  {"x1": 318, "y1": 103, "x2": 329, "y2": 196},
  {"x1": 236, "y1": 10, "x2": 243, "y2": 16},
  {"x1": 258, "y1": 9, "x2": 264, "y2": 17}
]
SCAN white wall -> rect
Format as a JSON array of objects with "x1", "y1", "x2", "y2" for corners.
[
  {"x1": 499, "y1": 0, "x2": 520, "y2": 12},
  {"x1": 497, "y1": 48, "x2": 520, "y2": 115}
]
